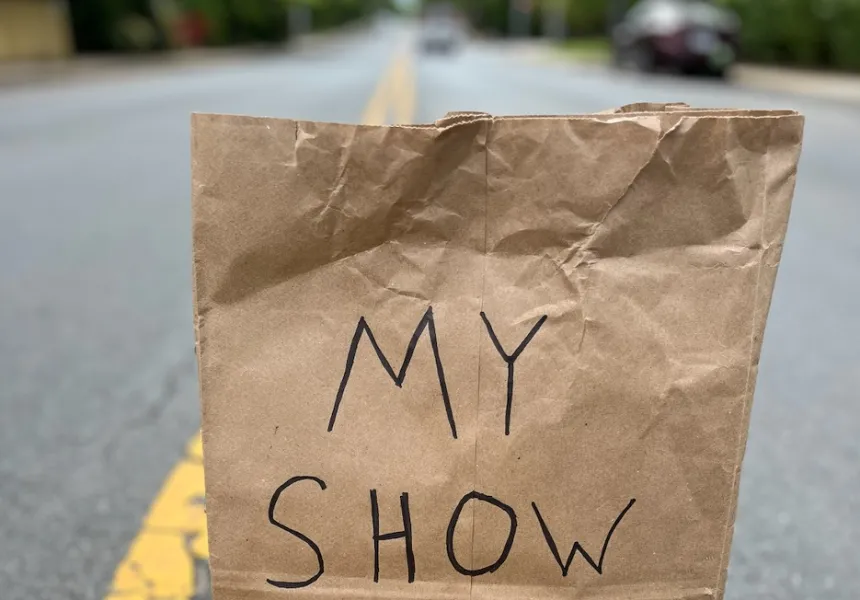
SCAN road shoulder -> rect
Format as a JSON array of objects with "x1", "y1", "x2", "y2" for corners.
[{"x1": 519, "y1": 41, "x2": 860, "y2": 106}]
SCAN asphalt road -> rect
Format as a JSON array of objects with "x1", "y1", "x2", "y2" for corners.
[{"x1": 1, "y1": 20, "x2": 858, "y2": 600}]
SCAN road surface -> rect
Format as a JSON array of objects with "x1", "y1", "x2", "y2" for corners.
[{"x1": 1, "y1": 19, "x2": 858, "y2": 600}]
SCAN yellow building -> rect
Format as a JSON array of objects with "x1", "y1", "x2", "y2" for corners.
[{"x1": 0, "y1": 0, "x2": 73, "y2": 60}]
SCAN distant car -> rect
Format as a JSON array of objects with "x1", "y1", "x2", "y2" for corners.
[
  {"x1": 420, "y1": 2, "x2": 464, "y2": 54},
  {"x1": 612, "y1": 0, "x2": 740, "y2": 77},
  {"x1": 420, "y1": 20, "x2": 460, "y2": 54}
]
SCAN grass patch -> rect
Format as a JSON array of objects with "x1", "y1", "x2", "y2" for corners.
[{"x1": 556, "y1": 37, "x2": 611, "y2": 63}]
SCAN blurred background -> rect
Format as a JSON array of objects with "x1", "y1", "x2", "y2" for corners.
[
  {"x1": 1, "y1": 2, "x2": 859, "y2": 600},
  {"x1": 3, "y1": 0, "x2": 860, "y2": 73}
]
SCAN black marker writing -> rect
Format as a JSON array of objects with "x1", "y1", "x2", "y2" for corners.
[
  {"x1": 328, "y1": 306, "x2": 457, "y2": 439},
  {"x1": 266, "y1": 476, "x2": 327, "y2": 589},
  {"x1": 370, "y1": 490, "x2": 416, "y2": 583},
  {"x1": 531, "y1": 498, "x2": 636, "y2": 576},
  {"x1": 446, "y1": 491, "x2": 518, "y2": 576},
  {"x1": 480, "y1": 312, "x2": 548, "y2": 435}
]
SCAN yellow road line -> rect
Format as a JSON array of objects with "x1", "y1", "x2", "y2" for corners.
[
  {"x1": 362, "y1": 50, "x2": 416, "y2": 125},
  {"x1": 390, "y1": 52, "x2": 416, "y2": 125},
  {"x1": 103, "y1": 47, "x2": 416, "y2": 600},
  {"x1": 104, "y1": 434, "x2": 207, "y2": 600},
  {"x1": 362, "y1": 57, "x2": 395, "y2": 125}
]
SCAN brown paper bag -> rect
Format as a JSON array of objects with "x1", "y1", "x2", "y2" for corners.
[{"x1": 192, "y1": 105, "x2": 804, "y2": 600}]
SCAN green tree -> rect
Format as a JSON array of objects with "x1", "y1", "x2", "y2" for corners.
[
  {"x1": 720, "y1": 0, "x2": 860, "y2": 71},
  {"x1": 68, "y1": 0, "x2": 163, "y2": 51}
]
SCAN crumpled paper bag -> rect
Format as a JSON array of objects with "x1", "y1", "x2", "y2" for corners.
[{"x1": 192, "y1": 104, "x2": 804, "y2": 600}]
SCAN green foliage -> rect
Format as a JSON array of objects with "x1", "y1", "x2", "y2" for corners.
[
  {"x1": 450, "y1": 0, "x2": 860, "y2": 70},
  {"x1": 305, "y1": 0, "x2": 369, "y2": 30},
  {"x1": 188, "y1": 0, "x2": 388, "y2": 43},
  {"x1": 449, "y1": 0, "x2": 509, "y2": 35},
  {"x1": 559, "y1": 36, "x2": 611, "y2": 60},
  {"x1": 564, "y1": 0, "x2": 610, "y2": 36},
  {"x1": 67, "y1": 0, "x2": 860, "y2": 70},
  {"x1": 68, "y1": 0, "x2": 164, "y2": 52},
  {"x1": 224, "y1": 0, "x2": 288, "y2": 45},
  {"x1": 111, "y1": 14, "x2": 162, "y2": 51},
  {"x1": 827, "y1": 1, "x2": 860, "y2": 70},
  {"x1": 720, "y1": 0, "x2": 860, "y2": 71},
  {"x1": 448, "y1": 0, "x2": 627, "y2": 37},
  {"x1": 68, "y1": 0, "x2": 387, "y2": 51}
]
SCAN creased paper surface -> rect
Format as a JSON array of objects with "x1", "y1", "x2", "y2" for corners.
[{"x1": 191, "y1": 105, "x2": 804, "y2": 600}]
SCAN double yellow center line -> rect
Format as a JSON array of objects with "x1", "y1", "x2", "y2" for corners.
[
  {"x1": 102, "y1": 48, "x2": 416, "y2": 600},
  {"x1": 363, "y1": 50, "x2": 417, "y2": 125}
]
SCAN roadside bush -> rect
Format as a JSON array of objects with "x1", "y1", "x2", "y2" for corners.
[
  {"x1": 824, "y1": 2, "x2": 860, "y2": 70},
  {"x1": 721, "y1": 0, "x2": 860, "y2": 71},
  {"x1": 226, "y1": 0, "x2": 288, "y2": 45},
  {"x1": 69, "y1": 0, "x2": 387, "y2": 51},
  {"x1": 111, "y1": 14, "x2": 162, "y2": 51},
  {"x1": 290, "y1": 0, "x2": 389, "y2": 31},
  {"x1": 450, "y1": 0, "x2": 860, "y2": 71},
  {"x1": 178, "y1": 0, "x2": 286, "y2": 45},
  {"x1": 565, "y1": 0, "x2": 612, "y2": 36},
  {"x1": 452, "y1": 0, "x2": 629, "y2": 38},
  {"x1": 69, "y1": 0, "x2": 164, "y2": 52}
]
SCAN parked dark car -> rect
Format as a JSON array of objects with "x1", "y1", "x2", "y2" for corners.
[{"x1": 612, "y1": 0, "x2": 740, "y2": 77}]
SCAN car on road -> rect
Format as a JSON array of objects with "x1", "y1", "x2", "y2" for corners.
[
  {"x1": 611, "y1": 0, "x2": 740, "y2": 77},
  {"x1": 420, "y1": 1, "x2": 465, "y2": 54}
]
